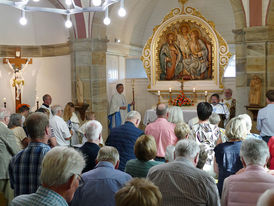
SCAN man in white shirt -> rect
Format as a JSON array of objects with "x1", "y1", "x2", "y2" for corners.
[
  {"x1": 210, "y1": 93, "x2": 230, "y2": 127},
  {"x1": 49, "y1": 105, "x2": 71, "y2": 146},
  {"x1": 108, "y1": 84, "x2": 133, "y2": 128},
  {"x1": 40, "y1": 94, "x2": 53, "y2": 119}
]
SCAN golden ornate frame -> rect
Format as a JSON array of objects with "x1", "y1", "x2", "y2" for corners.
[{"x1": 141, "y1": 5, "x2": 231, "y2": 90}]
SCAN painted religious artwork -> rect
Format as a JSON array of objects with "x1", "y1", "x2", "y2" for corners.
[{"x1": 159, "y1": 22, "x2": 212, "y2": 81}]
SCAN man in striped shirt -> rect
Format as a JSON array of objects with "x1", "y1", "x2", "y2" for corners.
[
  {"x1": 147, "y1": 139, "x2": 220, "y2": 206},
  {"x1": 9, "y1": 112, "x2": 52, "y2": 197}
]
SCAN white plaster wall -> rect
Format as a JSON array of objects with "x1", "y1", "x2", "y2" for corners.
[
  {"x1": 0, "y1": 55, "x2": 71, "y2": 112},
  {"x1": 0, "y1": 1, "x2": 69, "y2": 45}
]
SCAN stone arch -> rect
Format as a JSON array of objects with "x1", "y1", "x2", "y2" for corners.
[
  {"x1": 229, "y1": 0, "x2": 247, "y2": 29},
  {"x1": 266, "y1": 0, "x2": 274, "y2": 25}
]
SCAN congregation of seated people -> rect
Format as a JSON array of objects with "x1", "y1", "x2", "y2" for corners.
[{"x1": 2, "y1": 90, "x2": 274, "y2": 206}]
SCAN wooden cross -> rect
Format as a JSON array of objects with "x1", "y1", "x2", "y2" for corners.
[{"x1": 3, "y1": 48, "x2": 32, "y2": 112}]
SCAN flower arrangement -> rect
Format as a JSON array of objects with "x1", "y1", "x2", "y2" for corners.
[{"x1": 171, "y1": 92, "x2": 193, "y2": 106}]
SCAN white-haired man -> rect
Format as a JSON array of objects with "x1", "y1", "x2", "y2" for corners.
[
  {"x1": 0, "y1": 108, "x2": 20, "y2": 205},
  {"x1": 147, "y1": 139, "x2": 220, "y2": 206},
  {"x1": 79, "y1": 120, "x2": 102, "y2": 173},
  {"x1": 222, "y1": 139, "x2": 274, "y2": 206},
  {"x1": 9, "y1": 113, "x2": 51, "y2": 197},
  {"x1": 70, "y1": 146, "x2": 132, "y2": 206},
  {"x1": 221, "y1": 88, "x2": 236, "y2": 119},
  {"x1": 106, "y1": 111, "x2": 143, "y2": 171},
  {"x1": 10, "y1": 147, "x2": 85, "y2": 206},
  {"x1": 49, "y1": 105, "x2": 71, "y2": 146}
]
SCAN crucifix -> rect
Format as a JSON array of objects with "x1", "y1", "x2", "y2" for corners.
[{"x1": 3, "y1": 48, "x2": 32, "y2": 111}]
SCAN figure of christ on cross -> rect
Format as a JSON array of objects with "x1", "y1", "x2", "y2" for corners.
[{"x1": 3, "y1": 49, "x2": 32, "y2": 111}]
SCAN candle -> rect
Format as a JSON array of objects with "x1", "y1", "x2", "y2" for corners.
[
  {"x1": 205, "y1": 91, "x2": 208, "y2": 96},
  {"x1": 169, "y1": 88, "x2": 172, "y2": 93},
  {"x1": 193, "y1": 88, "x2": 196, "y2": 93},
  {"x1": 158, "y1": 90, "x2": 160, "y2": 96},
  {"x1": 3, "y1": 98, "x2": 6, "y2": 103},
  {"x1": 36, "y1": 97, "x2": 39, "y2": 102}
]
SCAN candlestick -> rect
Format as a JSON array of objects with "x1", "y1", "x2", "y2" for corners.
[
  {"x1": 169, "y1": 88, "x2": 172, "y2": 93},
  {"x1": 204, "y1": 91, "x2": 208, "y2": 102},
  {"x1": 169, "y1": 88, "x2": 172, "y2": 105},
  {"x1": 193, "y1": 88, "x2": 196, "y2": 93},
  {"x1": 157, "y1": 91, "x2": 161, "y2": 104},
  {"x1": 36, "y1": 96, "x2": 39, "y2": 110},
  {"x1": 158, "y1": 90, "x2": 160, "y2": 96},
  {"x1": 131, "y1": 80, "x2": 135, "y2": 110},
  {"x1": 205, "y1": 91, "x2": 208, "y2": 96}
]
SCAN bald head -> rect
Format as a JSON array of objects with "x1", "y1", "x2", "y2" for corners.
[
  {"x1": 156, "y1": 104, "x2": 167, "y2": 117},
  {"x1": 257, "y1": 189, "x2": 274, "y2": 206}
]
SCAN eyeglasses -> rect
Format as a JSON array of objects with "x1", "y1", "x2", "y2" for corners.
[{"x1": 77, "y1": 174, "x2": 85, "y2": 187}]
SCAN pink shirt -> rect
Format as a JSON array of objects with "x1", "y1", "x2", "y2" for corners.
[
  {"x1": 221, "y1": 165, "x2": 274, "y2": 206},
  {"x1": 145, "y1": 118, "x2": 177, "y2": 157}
]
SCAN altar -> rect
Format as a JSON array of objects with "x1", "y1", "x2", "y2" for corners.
[{"x1": 143, "y1": 108, "x2": 197, "y2": 125}]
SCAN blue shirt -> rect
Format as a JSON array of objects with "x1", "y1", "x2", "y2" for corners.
[
  {"x1": 70, "y1": 161, "x2": 132, "y2": 206},
  {"x1": 79, "y1": 142, "x2": 100, "y2": 173},
  {"x1": 106, "y1": 121, "x2": 144, "y2": 171},
  {"x1": 9, "y1": 142, "x2": 51, "y2": 197},
  {"x1": 214, "y1": 141, "x2": 243, "y2": 196},
  {"x1": 10, "y1": 186, "x2": 68, "y2": 206},
  {"x1": 257, "y1": 104, "x2": 274, "y2": 136}
]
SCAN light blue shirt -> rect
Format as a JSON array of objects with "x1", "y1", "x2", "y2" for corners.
[
  {"x1": 257, "y1": 104, "x2": 274, "y2": 136},
  {"x1": 10, "y1": 186, "x2": 68, "y2": 206},
  {"x1": 70, "y1": 161, "x2": 132, "y2": 206}
]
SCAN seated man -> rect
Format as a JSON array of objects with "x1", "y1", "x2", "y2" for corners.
[
  {"x1": 222, "y1": 139, "x2": 274, "y2": 206},
  {"x1": 115, "y1": 178, "x2": 162, "y2": 206},
  {"x1": 49, "y1": 105, "x2": 71, "y2": 146},
  {"x1": 106, "y1": 111, "x2": 143, "y2": 171},
  {"x1": 10, "y1": 147, "x2": 85, "y2": 206},
  {"x1": 145, "y1": 104, "x2": 177, "y2": 161},
  {"x1": 70, "y1": 146, "x2": 132, "y2": 206},
  {"x1": 210, "y1": 93, "x2": 230, "y2": 127},
  {"x1": 147, "y1": 139, "x2": 220, "y2": 206},
  {"x1": 9, "y1": 113, "x2": 51, "y2": 197},
  {"x1": 79, "y1": 120, "x2": 102, "y2": 173}
]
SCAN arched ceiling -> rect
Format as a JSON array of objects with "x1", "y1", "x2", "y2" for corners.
[{"x1": 107, "y1": 0, "x2": 236, "y2": 48}]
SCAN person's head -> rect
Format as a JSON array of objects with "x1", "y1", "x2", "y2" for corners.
[
  {"x1": 86, "y1": 112, "x2": 96, "y2": 120},
  {"x1": 126, "y1": 111, "x2": 141, "y2": 128},
  {"x1": 197, "y1": 102, "x2": 212, "y2": 121},
  {"x1": 0, "y1": 108, "x2": 11, "y2": 126},
  {"x1": 115, "y1": 178, "x2": 162, "y2": 206},
  {"x1": 36, "y1": 108, "x2": 50, "y2": 119},
  {"x1": 238, "y1": 114, "x2": 252, "y2": 133},
  {"x1": 26, "y1": 112, "x2": 50, "y2": 140},
  {"x1": 224, "y1": 88, "x2": 233, "y2": 99},
  {"x1": 116, "y1": 84, "x2": 124, "y2": 94},
  {"x1": 257, "y1": 189, "x2": 274, "y2": 206},
  {"x1": 210, "y1": 93, "x2": 220, "y2": 105},
  {"x1": 225, "y1": 116, "x2": 247, "y2": 141},
  {"x1": 51, "y1": 105, "x2": 63, "y2": 117},
  {"x1": 96, "y1": 146, "x2": 120, "y2": 169},
  {"x1": 174, "y1": 122, "x2": 190, "y2": 140},
  {"x1": 167, "y1": 106, "x2": 184, "y2": 124},
  {"x1": 180, "y1": 24, "x2": 190, "y2": 34},
  {"x1": 175, "y1": 139, "x2": 200, "y2": 165},
  {"x1": 190, "y1": 30, "x2": 199, "y2": 40},
  {"x1": 266, "y1": 90, "x2": 274, "y2": 104},
  {"x1": 240, "y1": 139, "x2": 269, "y2": 167},
  {"x1": 8, "y1": 113, "x2": 22, "y2": 128},
  {"x1": 166, "y1": 33, "x2": 176, "y2": 45},
  {"x1": 40, "y1": 147, "x2": 85, "y2": 203},
  {"x1": 18, "y1": 105, "x2": 30, "y2": 117},
  {"x1": 156, "y1": 104, "x2": 167, "y2": 118},
  {"x1": 63, "y1": 102, "x2": 75, "y2": 122},
  {"x1": 43, "y1": 94, "x2": 52, "y2": 106},
  {"x1": 134, "y1": 135, "x2": 157, "y2": 161},
  {"x1": 85, "y1": 120, "x2": 102, "y2": 143},
  {"x1": 209, "y1": 113, "x2": 221, "y2": 126}
]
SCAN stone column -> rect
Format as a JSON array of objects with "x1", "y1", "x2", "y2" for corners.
[{"x1": 71, "y1": 37, "x2": 108, "y2": 140}]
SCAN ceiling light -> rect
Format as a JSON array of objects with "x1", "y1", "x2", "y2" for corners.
[
  {"x1": 19, "y1": 10, "x2": 27, "y2": 25},
  {"x1": 65, "y1": 15, "x2": 72, "y2": 28},
  {"x1": 118, "y1": 0, "x2": 126, "y2": 17},
  {"x1": 65, "y1": 0, "x2": 72, "y2": 6},
  {"x1": 103, "y1": 7, "x2": 110, "y2": 25},
  {"x1": 92, "y1": 0, "x2": 101, "y2": 6}
]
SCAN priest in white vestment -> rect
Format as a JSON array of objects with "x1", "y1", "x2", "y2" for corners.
[
  {"x1": 210, "y1": 93, "x2": 230, "y2": 127},
  {"x1": 108, "y1": 84, "x2": 133, "y2": 128}
]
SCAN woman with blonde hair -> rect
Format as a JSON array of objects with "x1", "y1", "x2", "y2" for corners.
[
  {"x1": 63, "y1": 102, "x2": 80, "y2": 145},
  {"x1": 125, "y1": 135, "x2": 163, "y2": 177}
]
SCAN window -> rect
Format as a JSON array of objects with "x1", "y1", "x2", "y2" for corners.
[
  {"x1": 126, "y1": 59, "x2": 147, "y2": 79},
  {"x1": 223, "y1": 55, "x2": 236, "y2": 78}
]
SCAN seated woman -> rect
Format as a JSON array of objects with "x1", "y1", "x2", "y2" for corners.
[
  {"x1": 209, "y1": 113, "x2": 227, "y2": 144},
  {"x1": 8, "y1": 113, "x2": 29, "y2": 149},
  {"x1": 214, "y1": 116, "x2": 247, "y2": 196},
  {"x1": 167, "y1": 106, "x2": 184, "y2": 124},
  {"x1": 125, "y1": 135, "x2": 163, "y2": 178},
  {"x1": 238, "y1": 114, "x2": 262, "y2": 140}
]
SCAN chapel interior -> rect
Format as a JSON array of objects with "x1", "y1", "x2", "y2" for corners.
[{"x1": 1, "y1": 0, "x2": 274, "y2": 204}]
